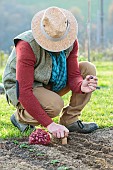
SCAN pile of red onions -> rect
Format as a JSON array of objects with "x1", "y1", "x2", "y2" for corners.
[{"x1": 29, "y1": 128, "x2": 51, "y2": 145}]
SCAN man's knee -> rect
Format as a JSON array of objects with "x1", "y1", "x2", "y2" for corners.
[
  {"x1": 49, "y1": 96, "x2": 64, "y2": 118},
  {"x1": 79, "y1": 61, "x2": 96, "y2": 78}
]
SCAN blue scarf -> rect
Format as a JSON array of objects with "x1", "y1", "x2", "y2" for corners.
[{"x1": 49, "y1": 51, "x2": 67, "y2": 92}]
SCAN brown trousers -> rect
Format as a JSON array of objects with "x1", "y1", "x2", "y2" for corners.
[{"x1": 15, "y1": 61, "x2": 96, "y2": 126}]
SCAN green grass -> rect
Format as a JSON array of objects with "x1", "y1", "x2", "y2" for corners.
[
  {"x1": 0, "y1": 61, "x2": 113, "y2": 139},
  {"x1": 0, "y1": 67, "x2": 4, "y2": 82}
]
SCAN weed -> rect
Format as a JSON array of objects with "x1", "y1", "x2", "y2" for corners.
[
  {"x1": 13, "y1": 140, "x2": 19, "y2": 145},
  {"x1": 19, "y1": 143, "x2": 30, "y2": 149},
  {"x1": 57, "y1": 166, "x2": 70, "y2": 170},
  {"x1": 50, "y1": 159, "x2": 60, "y2": 165},
  {"x1": 36, "y1": 152, "x2": 46, "y2": 156}
]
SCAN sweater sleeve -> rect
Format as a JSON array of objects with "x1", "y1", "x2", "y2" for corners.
[
  {"x1": 16, "y1": 40, "x2": 53, "y2": 127},
  {"x1": 67, "y1": 39, "x2": 83, "y2": 93}
]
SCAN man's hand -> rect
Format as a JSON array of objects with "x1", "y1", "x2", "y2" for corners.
[
  {"x1": 47, "y1": 122, "x2": 69, "y2": 138},
  {"x1": 81, "y1": 75, "x2": 98, "y2": 93}
]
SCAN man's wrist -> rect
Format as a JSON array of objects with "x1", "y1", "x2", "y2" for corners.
[{"x1": 47, "y1": 122, "x2": 55, "y2": 129}]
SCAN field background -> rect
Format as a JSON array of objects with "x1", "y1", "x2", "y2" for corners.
[
  {"x1": 0, "y1": 61, "x2": 113, "y2": 139},
  {"x1": 1, "y1": 0, "x2": 113, "y2": 52}
]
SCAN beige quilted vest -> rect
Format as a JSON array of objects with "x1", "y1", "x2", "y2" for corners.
[{"x1": 3, "y1": 30, "x2": 73, "y2": 106}]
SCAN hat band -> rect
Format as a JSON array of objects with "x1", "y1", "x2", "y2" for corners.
[{"x1": 40, "y1": 21, "x2": 70, "y2": 42}]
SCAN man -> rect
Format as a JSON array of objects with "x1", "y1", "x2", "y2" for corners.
[{"x1": 3, "y1": 6, "x2": 98, "y2": 139}]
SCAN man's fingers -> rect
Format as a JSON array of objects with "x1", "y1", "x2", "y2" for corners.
[
  {"x1": 56, "y1": 131, "x2": 61, "y2": 138},
  {"x1": 65, "y1": 131, "x2": 69, "y2": 137},
  {"x1": 60, "y1": 131, "x2": 65, "y2": 138},
  {"x1": 86, "y1": 75, "x2": 91, "y2": 81},
  {"x1": 88, "y1": 83, "x2": 97, "y2": 87},
  {"x1": 88, "y1": 85, "x2": 96, "y2": 91},
  {"x1": 86, "y1": 75, "x2": 98, "y2": 81},
  {"x1": 93, "y1": 76, "x2": 98, "y2": 81},
  {"x1": 90, "y1": 75, "x2": 98, "y2": 80},
  {"x1": 63, "y1": 126, "x2": 69, "y2": 133},
  {"x1": 52, "y1": 131, "x2": 57, "y2": 138},
  {"x1": 52, "y1": 128, "x2": 69, "y2": 139}
]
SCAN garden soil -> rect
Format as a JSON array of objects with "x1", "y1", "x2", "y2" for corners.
[{"x1": 0, "y1": 127, "x2": 113, "y2": 170}]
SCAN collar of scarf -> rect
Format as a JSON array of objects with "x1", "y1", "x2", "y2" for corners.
[{"x1": 49, "y1": 51, "x2": 67, "y2": 92}]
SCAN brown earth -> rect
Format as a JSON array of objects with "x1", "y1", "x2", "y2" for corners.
[{"x1": 0, "y1": 127, "x2": 113, "y2": 170}]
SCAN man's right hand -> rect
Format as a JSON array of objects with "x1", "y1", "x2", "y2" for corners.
[{"x1": 47, "y1": 122, "x2": 69, "y2": 138}]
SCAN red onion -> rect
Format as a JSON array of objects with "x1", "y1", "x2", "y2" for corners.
[{"x1": 29, "y1": 128, "x2": 51, "y2": 145}]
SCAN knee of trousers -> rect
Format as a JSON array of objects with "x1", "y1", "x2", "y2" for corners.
[
  {"x1": 49, "y1": 97, "x2": 64, "y2": 118},
  {"x1": 79, "y1": 61, "x2": 96, "y2": 76}
]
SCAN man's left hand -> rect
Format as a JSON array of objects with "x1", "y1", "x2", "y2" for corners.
[{"x1": 81, "y1": 75, "x2": 98, "y2": 93}]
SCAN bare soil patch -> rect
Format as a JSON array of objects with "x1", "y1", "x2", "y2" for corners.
[{"x1": 0, "y1": 127, "x2": 113, "y2": 170}]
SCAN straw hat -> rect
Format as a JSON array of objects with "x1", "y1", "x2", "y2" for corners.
[{"x1": 31, "y1": 6, "x2": 78, "y2": 52}]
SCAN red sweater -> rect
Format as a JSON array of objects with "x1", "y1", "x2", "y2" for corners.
[{"x1": 16, "y1": 40, "x2": 83, "y2": 127}]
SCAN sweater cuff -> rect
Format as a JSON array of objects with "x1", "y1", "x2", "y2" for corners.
[{"x1": 43, "y1": 119, "x2": 53, "y2": 127}]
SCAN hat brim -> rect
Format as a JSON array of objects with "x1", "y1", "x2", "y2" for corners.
[{"x1": 31, "y1": 8, "x2": 78, "y2": 52}]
